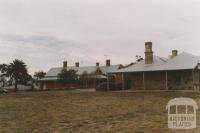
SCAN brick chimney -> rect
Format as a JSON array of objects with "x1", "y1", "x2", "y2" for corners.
[
  {"x1": 75, "y1": 62, "x2": 79, "y2": 67},
  {"x1": 63, "y1": 61, "x2": 67, "y2": 69},
  {"x1": 145, "y1": 42, "x2": 153, "y2": 64},
  {"x1": 96, "y1": 62, "x2": 100, "y2": 67},
  {"x1": 171, "y1": 50, "x2": 178, "y2": 58},
  {"x1": 106, "y1": 59, "x2": 111, "y2": 67}
]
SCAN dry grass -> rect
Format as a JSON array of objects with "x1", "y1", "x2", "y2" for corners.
[{"x1": 0, "y1": 90, "x2": 200, "y2": 133}]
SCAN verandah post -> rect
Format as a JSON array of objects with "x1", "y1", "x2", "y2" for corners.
[
  {"x1": 166, "y1": 71, "x2": 168, "y2": 90},
  {"x1": 122, "y1": 73, "x2": 125, "y2": 90},
  {"x1": 143, "y1": 72, "x2": 145, "y2": 90},
  {"x1": 192, "y1": 69, "x2": 195, "y2": 91},
  {"x1": 107, "y1": 73, "x2": 109, "y2": 91}
]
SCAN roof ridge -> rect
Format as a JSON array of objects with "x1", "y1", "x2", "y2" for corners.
[{"x1": 179, "y1": 52, "x2": 196, "y2": 57}]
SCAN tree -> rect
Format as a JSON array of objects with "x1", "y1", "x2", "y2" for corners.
[
  {"x1": 136, "y1": 55, "x2": 144, "y2": 62},
  {"x1": 34, "y1": 71, "x2": 46, "y2": 89},
  {"x1": 0, "y1": 64, "x2": 8, "y2": 73},
  {"x1": 6, "y1": 59, "x2": 29, "y2": 91},
  {"x1": 58, "y1": 69, "x2": 79, "y2": 84},
  {"x1": 0, "y1": 64, "x2": 8, "y2": 87},
  {"x1": 20, "y1": 74, "x2": 32, "y2": 85},
  {"x1": 0, "y1": 76, "x2": 7, "y2": 87},
  {"x1": 34, "y1": 71, "x2": 46, "y2": 80}
]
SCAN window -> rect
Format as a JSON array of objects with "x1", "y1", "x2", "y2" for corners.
[
  {"x1": 178, "y1": 105, "x2": 186, "y2": 114},
  {"x1": 170, "y1": 105, "x2": 176, "y2": 114},
  {"x1": 187, "y1": 105, "x2": 194, "y2": 114}
]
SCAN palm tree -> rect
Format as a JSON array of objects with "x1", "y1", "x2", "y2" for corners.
[{"x1": 6, "y1": 59, "x2": 29, "y2": 91}]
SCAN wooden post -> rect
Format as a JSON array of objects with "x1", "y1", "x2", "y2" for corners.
[
  {"x1": 199, "y1": 69, "x2": 200, "y2": 91},
  {"x1": 143, "y1": 72, "x2": 145, "y2": 90},
  {"x1": 192, "y1": 69, "x2": 195, "y2": 91},
  {"x1": 94, "y1": 78, "x2": 96, "y2": 88},
  {"x1": 166, "y1": 71, "x2": 168, "y2": 90},
  {"x1": 107, "y1": 73, "x2": 109, "y2": 91},
  {"x1": 122, "y1": 73, "x2": 125, "y2": 90}
]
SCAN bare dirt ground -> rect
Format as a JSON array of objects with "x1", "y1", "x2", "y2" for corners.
[{"x1": 0, "y1": 90, "x2": 200, "y2": 133}]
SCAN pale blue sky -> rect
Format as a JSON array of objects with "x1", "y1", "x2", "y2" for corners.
[{"x1": 0, "y1": 0, "x2": 200, "y2": 74}]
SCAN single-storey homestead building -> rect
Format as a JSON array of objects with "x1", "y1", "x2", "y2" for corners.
[
  {"x1": 40, "y1": 60, "x2": 123, "y2": 89},
  {"x1": 109, "y1": 42, "x2": 200, "y2": 91}
]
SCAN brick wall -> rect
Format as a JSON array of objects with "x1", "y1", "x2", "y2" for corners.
[
  {"x1": 127, "y1": 72, "x2": 144, "y2": 90},
  {"x1": 145, "y1": 71, "x2": 166, "y2": 90},
  {"x1": 44, "y1": 79, "x2": 106, "y2": 89},
  {"x1": 126, "y1": 72, "x2": 166, "y2": 90},
  {"x1": 167, "y1": 70, "x2": 199, "y2": 90},
  {"x1": 45, "y1": 81, "x2": 79, "y2": 89}
]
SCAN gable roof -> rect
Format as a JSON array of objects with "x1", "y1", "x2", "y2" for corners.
[
  {"x1": 45, "y1": 65, "x2": 121, "y2": 77},
  {"x1": 99, "y1": 65, "x2": 121, "y2": 74},
  {"x1": 113, "y1": 56, "x2": 167, "y2": 73},
  {"x1": 45, "y1": 66, "x2": 97, "y2": 77},
  {"x1": 162, "y1": 52, "x2": 200, "y2": 71},
  {"x1": 109, "y1": 52, "x2": 200, "y2": 73}
]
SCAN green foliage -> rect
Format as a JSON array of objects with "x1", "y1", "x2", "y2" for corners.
[
  {"x1": 34, "y1": 71, "x2": 46, "y2": 79},
  {"x1": 34, "y1": 71, "x2": 46, "y2": 89},
  {"x1": 58, "y1": 69, "x2": 79, "y2": 84},
  {"x1": 0, "y1": 76, "x2": 6, "y2": 87},
  {"x1": 20, "y1": 74, "x2": 32, "y2": 85},
  {"x1": 0, "y1": 59, "x2": 30, "y2": 91},
  {"x1": 80, "y1": 71, "x2": 89, "y2": 79},
  {"x1": 0, "y1": 64, "x2": 8, "y2": 74},
  {"x1": 0, "y1": 64, "x2": 8, "y2": 87}
]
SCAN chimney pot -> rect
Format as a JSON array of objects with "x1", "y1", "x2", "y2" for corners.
[
  {"x1": 63, "y1": 61, "x2": 67, "y2": 68},
  {"x1": 172, "y1": 50, "x2": 178, "y2": 58},
  {"x1": 106, "y1": 59, "x2": 111, "y2": 67},
  {"x1": 145, "y1": 42, "x2": 153, "y2": 52},
  {"x1": 145, "y1": 42, "x2": 153, "y2": 64},
  {"x1": 96, "y1": 62, "x2": 100, "y2": 67},
  {"x1": 75, "y1": 62, "x2": 79, "y2": 67}
]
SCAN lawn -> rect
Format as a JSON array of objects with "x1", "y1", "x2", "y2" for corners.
[{"x1": 0, "y1": 90, "x2": 200, "y2": 133}]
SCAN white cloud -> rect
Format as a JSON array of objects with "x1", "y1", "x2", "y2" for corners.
[{"x1": 0, "y1": 0, "x2": 200, "y2": 74}]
